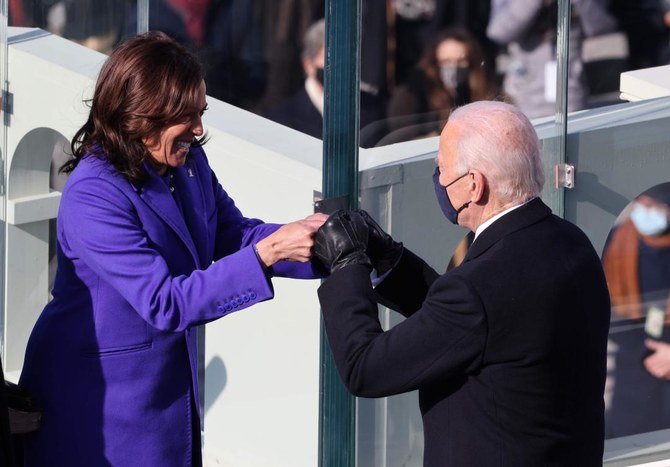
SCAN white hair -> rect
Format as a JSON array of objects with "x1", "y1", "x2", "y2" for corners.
[
  {"x1": 448, "y1": 101, "x2": 545, "y2": 204},
  {"x1": 302, "y1": 19, "x2": 325, "y2": 61}
]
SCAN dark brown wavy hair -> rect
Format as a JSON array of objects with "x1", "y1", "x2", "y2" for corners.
[
  {"x1": 419, "y1": 28, "x2": 498, "y2": 121},
  {"x1": 63, "y1": 31, "x2": 206, "y2": 185}
]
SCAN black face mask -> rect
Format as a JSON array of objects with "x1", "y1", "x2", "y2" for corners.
[{"x1": 315, "y1": 67, "x2": 325, "y2": 86}]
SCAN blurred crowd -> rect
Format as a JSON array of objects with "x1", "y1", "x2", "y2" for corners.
[{"x1": 10, "y1": 0, "x2": 670, "y2": 147}]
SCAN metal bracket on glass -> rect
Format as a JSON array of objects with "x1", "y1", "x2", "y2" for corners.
[
  {"x1": 2, "y1": 89, "x2": 12, "y2": 115},
  {"x1": 554, "y1": 163, "x2": 575, "y2": 189},
  {"x1": 2, "y1": 88, "x2": 13, "y2": 128},
  {"x1": 313, "y1": 192, "x2": 349, "y2": 214}
]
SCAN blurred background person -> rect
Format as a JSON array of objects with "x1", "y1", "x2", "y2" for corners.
[
  {"x1": 603, "y1": 183, "x2": 670, "y2": 438},
  {"x1": 57, "y1": 0, "x2": 125, "y2": 53},
  {"x1": 125, "y1": 0, "x2": 266, "y2": 109},
  {"x1": 382, "y1": 28, "x2": 499, "y2": 144},
  {"x1": 14, "y1": 0, "x2": 126, "y2": 54},
  {"x1": 265, "y1": 18, "x2": 387, "y2": 148},
  {"x1": 264, "y1": 19, "x2": 326, "y2": 140},
  {"x1": 611, "y1": 0, "x2": 670, "y2": 71},
  {"x1": 487, "y1": 0, "x2": 617, "y2": 119},
  {"x1": 257, "y1": 0, "x2": 324, "y2": 112},
  {"x1": 388, "y1": 0, "x2": 497, "y2": 88}
]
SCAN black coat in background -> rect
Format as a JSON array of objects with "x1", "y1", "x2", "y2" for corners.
[
  {"x1": 264, "y1": 88, "x2": 323, "y2": 139},
  {"x1": 264, "y1": 87, "x2": 386, "y2": 148},
  {"x1": 318, "y1": 198, "x2": 611, "y2": 466}
]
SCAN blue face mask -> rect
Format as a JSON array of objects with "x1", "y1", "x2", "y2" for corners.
[
  {"x1": 433, "y1": 167, "x2": 470, "y2": 224},
  {"x1": 630, "y1": 202, "x2": 669, "y2": 236}
]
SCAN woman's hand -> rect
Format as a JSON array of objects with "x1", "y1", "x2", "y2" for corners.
[
  {"x1": 644, "y1": 339, "x2": 670, "y2": 379},
  {"x1": 254, "y1": 213, "x2": 328, "y2": 267}
]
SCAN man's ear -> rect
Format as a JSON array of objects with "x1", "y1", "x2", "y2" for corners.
[{"x1": 470, "y1": 170, "x2": 487, "y2": 204}]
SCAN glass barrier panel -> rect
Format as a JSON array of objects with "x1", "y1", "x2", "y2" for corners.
[
  {"x1": 370, "y1": 1, "x2": 500, "y2": 147},
  {"x1": 604, "y1": 182, "x2": 670, "y2": 439},
  {"x1": 563, "y1": 99, "x2": 670, "y2": 461},
  {"x1": 364, "y1": 1, "x2": 573, "y2": 148}
]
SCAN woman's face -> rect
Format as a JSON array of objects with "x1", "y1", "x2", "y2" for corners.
[
  {"x1": 436, "y1": 39, "x2": 469, "y2": 69},
  {"x1": 144, "y1": 80, "x2": 208, "y2": 174}
]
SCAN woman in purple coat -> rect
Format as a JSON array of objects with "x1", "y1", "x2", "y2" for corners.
[{"x1": 18, "y1": 31, "x2": 326, "y2": 466}]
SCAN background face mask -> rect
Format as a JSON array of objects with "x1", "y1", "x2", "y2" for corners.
[
  {"x1": 630, "y1": 203, "x2": 669, "y2": 236},
  {"x1": 439, "y1": 65, "x2": 468, "y2": 90},
  {"x1": 315, "y1": 68, "x2": 325, "y2": 87}
]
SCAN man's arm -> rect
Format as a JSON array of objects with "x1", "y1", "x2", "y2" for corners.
[
  {"x1": 318, "y1": 264, "x2": 486, "y2": 398},
  {"x1": 373, "y1": 248, "x2": 440, "y2": 318}
]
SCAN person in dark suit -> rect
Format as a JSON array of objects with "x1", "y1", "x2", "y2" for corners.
[
  {"x1": 264, "y1": 17, "x2": 387, "y2": 147},
  {"x1": 313, "y1": 100, "x2": 611, "y2": 466},
  {"x1": 264, "y1": 19, "x2": 325, "y2": 139}
]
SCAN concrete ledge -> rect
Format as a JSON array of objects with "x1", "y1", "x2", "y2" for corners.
[
  {"x1": 604, "y1": 429, "x2": 670, "y2": 466},
  {"x1": 7, "y1": 191, "x2": 61, "y2": 225}
]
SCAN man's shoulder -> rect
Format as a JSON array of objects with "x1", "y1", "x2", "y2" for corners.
[
  {"x1": 265, "y1": 89, "x2": 317, "y2": 121},
  {"x1": 461, "y1": 210, "x2": 599, "y2": 278}
]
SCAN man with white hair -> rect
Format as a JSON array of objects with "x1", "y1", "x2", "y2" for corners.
[{"x1": 314, "y1": 101, "x2": 611, "y2": 466}]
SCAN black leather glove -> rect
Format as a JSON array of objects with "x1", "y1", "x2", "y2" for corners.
[
  {"x1": 356, "y1": 209, "x2": 403, "y2": 276},
  {"x1": 313, "y1": 210, "x2": 372, "y2": 273}
]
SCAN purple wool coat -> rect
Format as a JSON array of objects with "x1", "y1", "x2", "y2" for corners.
[{"x1": 19, "y1": 145, "x2": 320, "y2": 466}]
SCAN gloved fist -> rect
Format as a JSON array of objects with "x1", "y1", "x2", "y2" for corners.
[
  {"x1": 313, "y1": 210, "x2": 372, "y2": 273},
  {"x1": 356, "y1": 209, "x2": 403, "y2": 276}
]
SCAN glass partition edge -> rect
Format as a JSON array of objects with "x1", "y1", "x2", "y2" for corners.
[{"x1": 318, "y1": 1, "x2": 361, "y2": 466}]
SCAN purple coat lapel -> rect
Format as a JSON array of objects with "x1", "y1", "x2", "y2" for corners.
[
  {"x1": 174, "y1": 158, "x2": 211, "y2": 269},
  {"x1": 140, "y1": 161, "x2": 202, "y2": 269}
]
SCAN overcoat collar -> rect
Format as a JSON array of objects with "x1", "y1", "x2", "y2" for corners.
[
  {"x1": 172, "y1": 156, "x2": 210, "y2": 268},
  {"x1": 463, "y1": 197, "x2": 552, "y2": 263},
  {"x1": 139, "y1": 158, "x2": 202, "y2": 269}
]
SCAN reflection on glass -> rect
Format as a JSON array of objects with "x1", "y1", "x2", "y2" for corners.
[{"x1": 603, "y1": 182, "x2": 670, "y2": 439}]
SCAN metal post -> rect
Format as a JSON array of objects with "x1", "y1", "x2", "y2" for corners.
[
  {"x1": 541, "y1": 0, "x2": 571, "y2": 216},
  {"x1": 137, "y1": 0, "x2": 150, "y2": 35},
  {"x1": 318, "y1": 0, "x2": 362, "y2": 466}
]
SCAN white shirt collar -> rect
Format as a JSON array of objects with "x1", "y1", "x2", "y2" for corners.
[{"x1": 473, "y1": 198, "x2": 534, "y2": 242}]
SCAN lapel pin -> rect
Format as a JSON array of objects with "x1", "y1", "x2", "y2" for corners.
[{"x1": 188, "y1": 168, "x2": 194, "y2": 177}]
